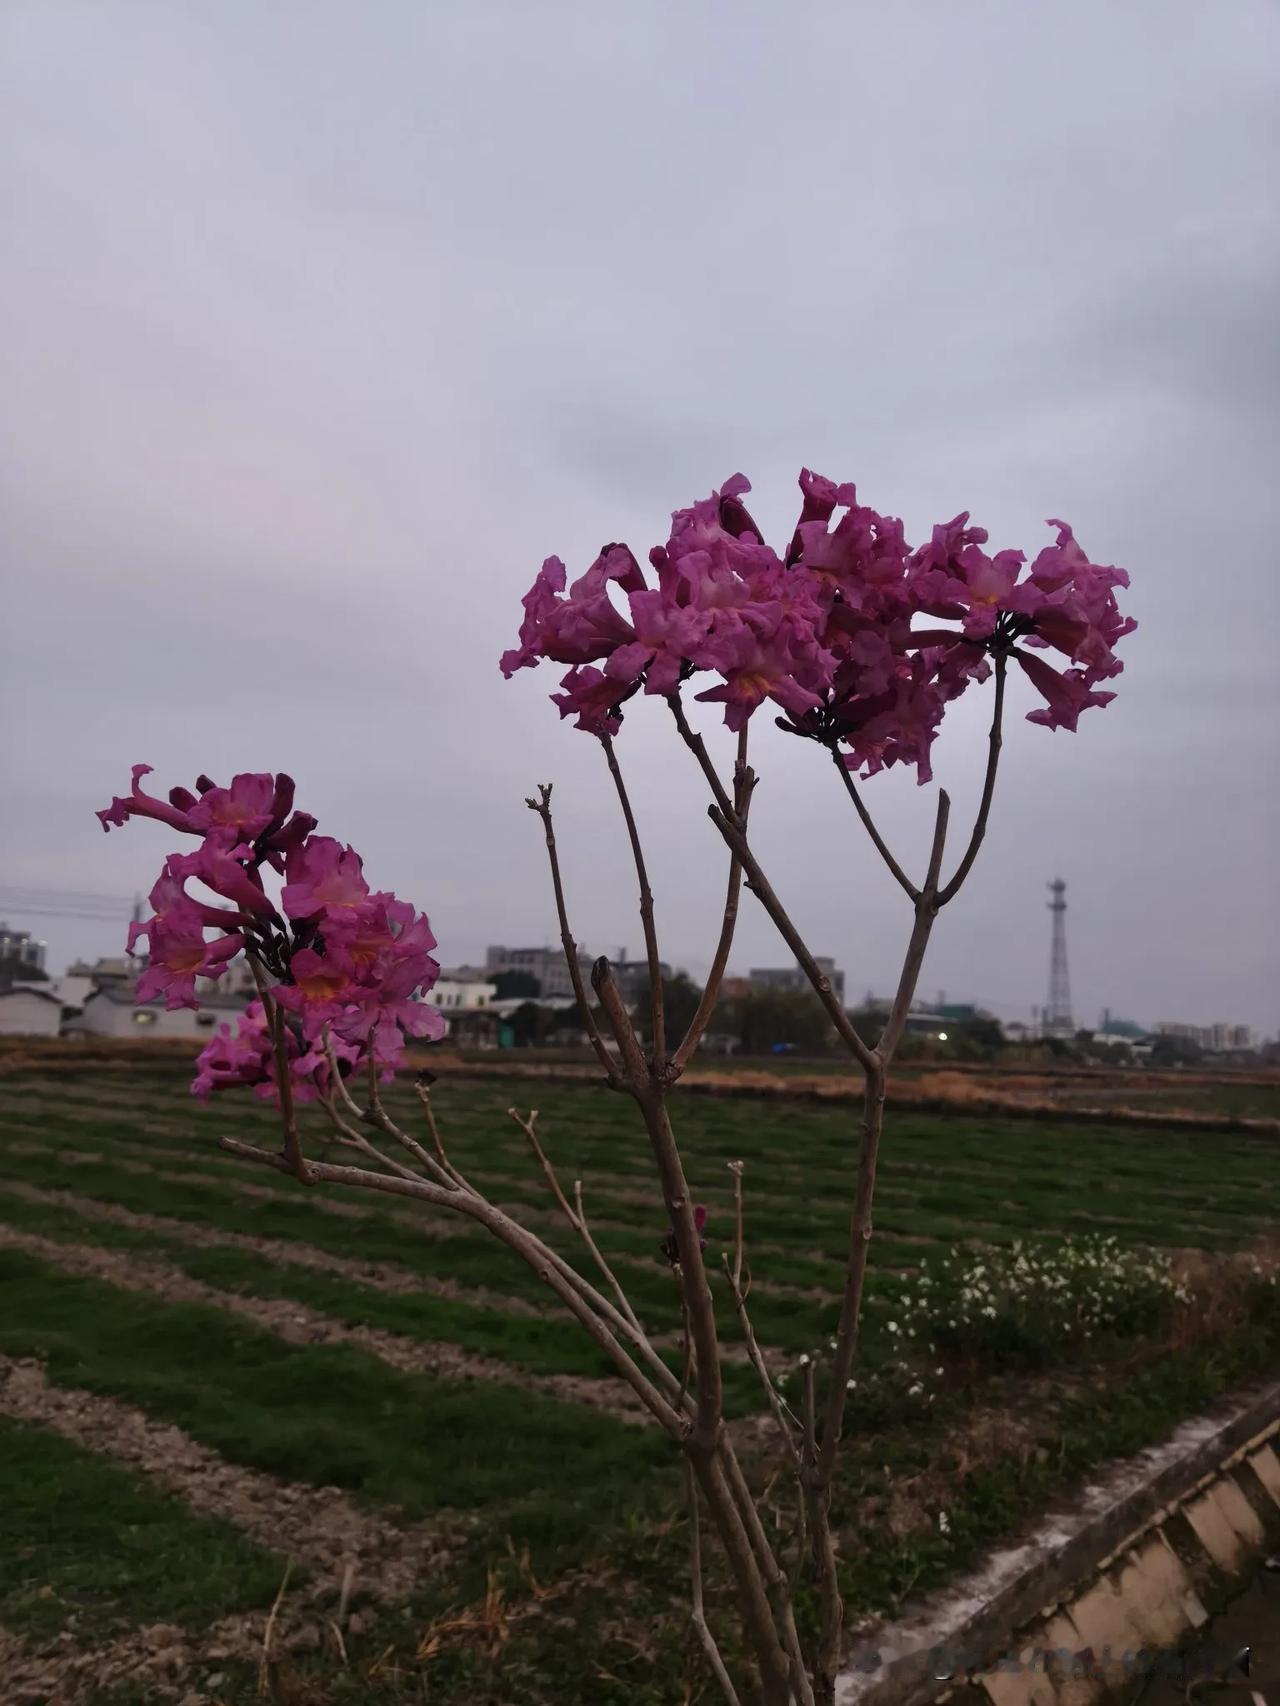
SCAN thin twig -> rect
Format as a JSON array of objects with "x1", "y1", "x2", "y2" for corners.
[
  {"x1": 721, "y1": 1253, "x2": 801, "y2": 1460},
  {"x1": 832, "y1": 755, "x2": 919, "y2": 902},
  {"x1": 218, "y1": 1135, "x2": 686, "y2": 1435},
  {"x1": 508, "y1": 1105, "x2": 644, "y2": 1334},
  {"x1": 937, "y1": 650, "x2": 1006, "y2": 906},
  {"x1": 574, "y1": 1178, "x2": 645, "y2": 1335},
  {"x1": 601, "y1": 733, "x2": 666, "y2": 1066},
  {"x1": 708, "y1": 801, "x2": 877, "y2": 1073},
  {"x1": 877, "y1": 790, "x2": 950, "y2": 1064},
  {"x1": 526, "y1": 783, "x2": 617, "y2": 1079},
  {"x1": 673, "y1": 727, "x2": 754, "y2": 1071},
  {"x1": 684, "y1": 1459, "x2": 744, "y2": 1706},
  {"x1": 413, "y1": 1079, "x2": 471, "y2": 1189},
  {"x1": 347, "y1": 1035, "x2": 458, "y2": 1188},
  {"x1": 258, "y1": 1559, "x2": 293, "y2": 1695}
]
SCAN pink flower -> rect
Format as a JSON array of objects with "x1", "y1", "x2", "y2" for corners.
[
  {"x1": 168, "y1": 840, "x2": 278, "y2": 919},
  {"x1": 127, "y1": 863, "x2": 247, "y2": 954},
  {"x1": 281, "y1": 837, "x2": 370, "y2": 920},
  {"x1": 550, "y1": 665, "x2": 632, "y2": 736},
  {"x1": 1014, "y1": 650, "x2": 1117, "y2": 731},
  {"x1": 97, "y1": 764, "x2": 199, "y2": 835},
  {"x1": 186, "y1": 773, "x2": 278, "y2": 841},
  {"x1": 503, "y1": 473, "x2": 1132, "y2": 753},
  {"x1": 135, "y1": 903, "x2": 244, "y2": 1010},
  {"x1": 192, "y1": 1002, "x2": 275, "y2": 1099},
  {"x1": 605, "y1": 589, "x2": 712, "y2": 697}
]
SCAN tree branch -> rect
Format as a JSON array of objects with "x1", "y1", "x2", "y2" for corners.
[
  {"x1": 525, "y1": 783, "x2": 618, "y2": 1081},
  {"x1": 685, "y1": 1460, "x2": 744, "y2": 1706},
  {"x1": 707, "y1": 802, "x2": 877, "y2": 1074},
  {"x1": 673, "y1": 728, "x2": 754, "y2": 1072},
  {"x1": 831, "y1": 754, "x2": 919, "y2": 903},
  {"x1": 218, "y1": 1135, "x2": 686, "y2": 1435},
  {"x1": 601, "y1": 734, "x2": 666, "y2": 1066},
  {"x1": 937, "y1": 650, "x2": 1006, "y2": 907}
]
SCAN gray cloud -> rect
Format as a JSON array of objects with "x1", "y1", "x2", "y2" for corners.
[{"x1": 2, "y1": 0, "x2": 1276, "y2": 1037}]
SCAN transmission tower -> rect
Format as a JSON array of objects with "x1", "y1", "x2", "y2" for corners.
[{"x1": 1045, "y1": 878, "x2": 1074, "y2": 1036}]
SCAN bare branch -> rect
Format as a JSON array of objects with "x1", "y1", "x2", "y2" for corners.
[
  {"x1": 574, "y1": 1177, "x2": 644, "y2": 1336},
  {"x1": 722, "y1": 1252, "x2": 801, "y2": 1463},
  {"x1": 814, "y1": 1065, "x2": 885, "y2": 1483},
  {"x1": 674, "y1": 728, "x2": 754, "y2": 1072},
  {"x1": 601, "y1": 734, "x2": 666, "y2": 1065},
  {"x1": 832, "y1": 755, "x2": 919, "y2": 903},
  {"x1": 667, "y1": 692, "x2": 735, "y2": 818},
  {"x1": 508, "y1": 1104, "x2": 645, "y2": 1336},
  {"x1": 937, "y1": 649, "x2": 1006, "y2": 906},
  {"x1": 590, "y1": 956, "x2": 647, "y2": 1082},
  {"x1": 354, "y1": 1037, "x2": 459, "y2": 1189},
  {"x1": 219, "y1": 1135, "x2": 687, "y2": 1435},
  {"x1": 684, "y1": 1459, "x2": 744, "y2": 1706},
  {"x1": 705, "y1": 801, "x2": 877, "y2": 1074},
  {"x1": 525, "y1": 782, "x2": 619, "y2": 1081},
  {"x1": 412, "y1": 1078, "x2": 472, "y2": 1190},
  {"x1": 876, "y1": 790, "x2": 949, "y2": 1065}
]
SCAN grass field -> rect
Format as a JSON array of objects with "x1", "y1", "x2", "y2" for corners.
[{"x1": 1, "y1": 1062, "x2": 1278, "y2": 1704}]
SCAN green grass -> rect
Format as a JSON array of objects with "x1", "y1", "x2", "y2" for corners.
[
  {"x1": 0, "y1": 1413, "x2": 283, "y2": 1642},
  {"x1": 0, "y1": 1248, "x2": 668, "y2": 1556},
  {"x1": 1, "y1": 1066, "x2": 1278, "y2": 1704}
]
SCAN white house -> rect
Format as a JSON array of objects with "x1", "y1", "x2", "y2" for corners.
[
  {"x1": 434, "y1": 973, "x2": 498, "y2": 1011},
  {"x1": 70, "y1": 985, "x2": 250, "y2": 1039},
  {"x1": 0, "y1": 986, "x2": 65, "y2": 1037}
]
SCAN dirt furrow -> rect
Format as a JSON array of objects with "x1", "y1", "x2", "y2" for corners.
[
  {"x1": 0, "y1": 1224, "x2": 644, "y2": 1420},
  {"x1": 0, "y1": 1355, "x2": 459, "y2": 1603},
  {"x1": 2, "y1": 1134, "x2": 851, "y2": 1297},
  {"x1": 0, "y1": 1171, "x2": 549, "y2": 1317}
]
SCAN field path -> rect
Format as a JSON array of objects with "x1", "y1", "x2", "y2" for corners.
[
  {"x1": 0, "y1": 1224, "x2": 643, "y2": 1419},
  {"x1": 0, "y1": 1355, "x2": 457, "y2": 1602}
]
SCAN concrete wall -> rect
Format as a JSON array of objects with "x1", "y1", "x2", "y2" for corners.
[{"x1": 0, "y1": 989, "x2": 63, "y2": 1036}]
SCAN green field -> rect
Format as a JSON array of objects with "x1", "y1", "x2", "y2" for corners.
[{"x1": 1, "y1": 1065, "x2": 1278, "y2": 1704}]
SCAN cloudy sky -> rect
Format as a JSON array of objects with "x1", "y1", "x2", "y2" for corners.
[{"x1": 2, "y1": 0, "x2": 1277, "y2": 1036}]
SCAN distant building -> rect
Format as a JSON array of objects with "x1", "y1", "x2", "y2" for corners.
[
  {"x1": 0, "y1": 921, "x2": 47, "y2": 976},
  {"x1": 608, "y1": 955, "x2": 672, "y2": 1006},
  {"x1": 65, "y1": 954, "x2": 133, "y2": 990},
  {"x1": 442, "y1": 1008, "x2": 514, "y2": 1050},
  {"x1": 69, "y1": 984, "x2": 250, "y2": 1039},
  {"x1": 435, "y1": 971, "x2": 498, "y2": 1010},
  {"x1": 1154, "y1": 1021, "x2": 1252, "y2": 1052},
  {"x1": 485, "y1": 944, "x2": 592, "y2": 1002},
  {"x1": 0, "y1": 985, "x2": 64, "y2": 1036},
  {"x1": 748, "y1": 958, "x2": 846, "y2": 1003}
]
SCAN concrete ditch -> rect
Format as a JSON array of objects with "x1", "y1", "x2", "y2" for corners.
[{"x1": 835, "y1": 1377, "x2": 1280, "y2": 1706}]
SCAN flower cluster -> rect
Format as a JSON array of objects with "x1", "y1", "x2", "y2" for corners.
[
  {"x1": 96, "y1": 766, "x2": 444, "y2": 1101},
  {"x1": 501, "y1": 472, "x2": 1134, "y2": 781},
  {"x1": 886, "y1": 1235, "x2": 1181, "y2": 1370}
]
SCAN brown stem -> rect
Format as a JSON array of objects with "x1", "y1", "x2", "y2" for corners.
[
  {"x1": 684, "y1": 1460, "x2": 744, "y2": 1706},
  {"x1": 525, "y1": 783, "x2": 617, "y2": 1080},
  {"x1": 876, "y1": 791, "x2": 950, "y2": 1063},
  {"x1": 508, "y1": 1104, "x2": 645, "y2": 1336},
  {"x1": 218, "y1": 1135, "x2": 685, "y2": 1435},
  {"x1": 674, "y1": 727, "x2": 754, "y2": 1073},
  {"x1": 937, "y1": 650, "x2": 1006, "y2": 906},
  {"x1": 716, "y1": 1441, "x2": 816, "y2": 1705},
  {"x1": 631, "y1": 1084, "x2": 723, "y2": 1451},
  {"x1": 690, "y1": 1449, "x2": 796, "y2": 1705},
  {"x1": 831, "y1": 755, "x2": 919, "y2": 902},
  {"x1": 412, "y1": 1080, "x2": 471, "y2": 1189},
  {"x1": 591, "y1": 957, "x2": 646, "y2": 1082},
  {"x1": 707, "y1": 802, "x2": 877, "y2": 1074},
  {"x1": 601, "y1": 734, "x2": 666, "y2": 1066},
  {"x1": 667, "y1": 693, "x2": 735, "y2": 817}
]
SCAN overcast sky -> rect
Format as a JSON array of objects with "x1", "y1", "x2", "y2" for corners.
[{"x1": 2, "y1": 0, "x2": 1277, "y2": 1036}]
